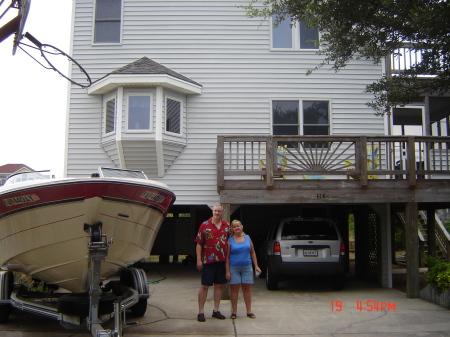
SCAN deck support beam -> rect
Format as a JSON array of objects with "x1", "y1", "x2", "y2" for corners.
[
  {"x1": 427, "y1": 206, "x2": 436, "y2": 257},
  {"x1": 405, "y1": 202, "x2": 420, "y2": 298},
  {"x1": 374, "y1": 203, "x2": 393, "y2": 288}
]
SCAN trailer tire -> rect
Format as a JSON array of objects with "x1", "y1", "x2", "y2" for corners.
[
  {"x1": 120, "y1": 268, "x2": 149, "y2": 317},
  {"x1": 0, "y1": 271, "x2": 14, "y2": 323},
  {"x1": 0, "y1": 304, "x2": 11, "y2": 324},
  {"x1": 130, "y1": 298, "x2": 148, "y2": 317},
  {"x1": 57, "y1": 292, "x2": 117, "y2": 317}
]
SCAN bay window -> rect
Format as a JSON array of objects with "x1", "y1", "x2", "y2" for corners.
[
  {"x1": 104, "y1": 95, "x2": 116, "y2": 134},
  {"x1": 166, "y1": 98, "x2": 181, "y2": 134}
]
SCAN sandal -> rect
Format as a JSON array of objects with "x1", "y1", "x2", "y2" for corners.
[
  {"x1": 247, "y1": 313, "x2": 256, "y2": 319},
  {"x1": 231, "y1": 313, "x2": 237, "y2": 319}
]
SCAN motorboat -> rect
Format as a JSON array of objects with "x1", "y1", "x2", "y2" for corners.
[
  {"x1": 0, "y1": 167, "x2": 175, "y2": 292},
  {"x1": 0, "y1": 167, "x2": 176, "y2": 336}
]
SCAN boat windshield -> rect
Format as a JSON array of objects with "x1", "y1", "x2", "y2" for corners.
[
  {"x1": 4, "y1": 171, "x2": 52, "y2": 186},
  {"x1": 98, "y1": 167, "x2": 148, "y2": 179}
]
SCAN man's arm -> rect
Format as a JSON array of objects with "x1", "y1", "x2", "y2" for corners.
[{"x1": 196, "y1": 243, "x2": 203, "y2": 271}]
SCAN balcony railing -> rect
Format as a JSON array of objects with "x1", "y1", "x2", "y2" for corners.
[
  {"x1": 217, "y1": 135, "x2": 450, "y2": 189},
  {"x1": 387, "y1": 43, "x2": 440, "y2": 77}
]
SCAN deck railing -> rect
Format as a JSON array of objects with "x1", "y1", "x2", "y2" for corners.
[
  {"x1": 217, "y1": 135, "x2": 450, "y2": 188},
  {"x1": 387, "y1": 43, "x2": 440, "y2": 77}
]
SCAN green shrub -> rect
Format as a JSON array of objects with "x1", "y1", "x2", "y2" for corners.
[
  {"x1": 424, "y1": 255, "x2": 450, "y2": 292},
  {"x1": 436, "y1": 269, "x2": 450, "y2": 291}
]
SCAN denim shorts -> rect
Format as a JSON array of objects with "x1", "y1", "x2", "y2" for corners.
[{"x1": 229, "y1": 265, "x2": 254, "y2": 285}]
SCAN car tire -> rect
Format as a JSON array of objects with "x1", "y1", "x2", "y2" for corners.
[
  {"x1": 331, "y1": 274, "x2": 345, "y2": 290},
  {"x1": 266, "y1": 265, "x2": 278, "y2": 290}
]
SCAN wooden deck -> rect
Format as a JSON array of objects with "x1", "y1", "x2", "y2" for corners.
[{"x1": 217, "y1": 135, "x2": 450, "y2": 205}]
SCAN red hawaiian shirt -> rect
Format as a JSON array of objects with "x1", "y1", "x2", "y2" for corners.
[{"x1": 195, "y1": 218, "x2": 230, "y2": 264}]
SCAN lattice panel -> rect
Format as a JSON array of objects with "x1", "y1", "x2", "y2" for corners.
[{"x1": 367, "y1": 212, "x2": 381, "y2": 280}]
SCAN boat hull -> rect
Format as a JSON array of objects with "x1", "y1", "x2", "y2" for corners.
[{"x1": 0, "y1": 178, "x2": 175, "y2": 293}]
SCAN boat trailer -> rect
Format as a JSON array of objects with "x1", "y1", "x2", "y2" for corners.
[{"x1": 0, "y1": 222, "x2": 150, "y2": 337}]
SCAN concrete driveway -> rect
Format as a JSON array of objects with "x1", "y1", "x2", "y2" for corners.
[{"x1": 1, "y1": 263, "x2": 450, "y2": 336}]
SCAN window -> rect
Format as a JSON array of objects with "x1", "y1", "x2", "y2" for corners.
[
  {"x1": 104, "y1": 96, "x2": 116, "y2": 134},
  {"x1": 273, "y1": 101, "x2": 299, "y2": 135},
  {"x1": 128, "y1": 96, "x2": 151, "y2": 130},
  {"x1": 272, "y1": 15, "x2": 319, "y2": 50},
  {"x1": 302, "y1": 101, "x2": 329, "y2": 136},
  {"x1": 272, "y1": 16, "x2": 293, "y2": 48},
  {"x1": 166, "y1": 98, "x2": 181, "y2": 134},
  {"x1": 272, "y1": 100, "x2": 330, "y2": 145},
  {"x1": 94, "y1": 0, "x2": 121, "y2": 43}
]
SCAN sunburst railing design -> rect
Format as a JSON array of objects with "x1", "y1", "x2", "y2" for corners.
[{"x1": 280, "y1": 141, "x2": 356, "y2": 173}]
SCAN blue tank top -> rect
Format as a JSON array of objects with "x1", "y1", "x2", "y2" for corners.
[{"x1": 229, "y1": 235, "x2": 252, "y2": 266}]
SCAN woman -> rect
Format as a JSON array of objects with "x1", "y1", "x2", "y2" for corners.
[{"x1": 225, "y1": 220, "x2": 261, "y2": 319}]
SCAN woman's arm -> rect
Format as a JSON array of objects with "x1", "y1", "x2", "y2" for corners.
[
  {"x1": 249, "y1": 238, "x2": 261, "y2": 274},
  {"x1": 225, "y1": 240, "x2": 231, "y2": 280}
]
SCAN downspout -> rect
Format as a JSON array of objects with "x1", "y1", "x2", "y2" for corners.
[
  {"x1": 155, "y1": 86, "x2": 164, "y2": 177},
  {"x1": 116, "y1": 86, "x2": 126, "y2": 168},
  {"x1": 424, "y1": 96, "x2": 431, "y2": 136}
]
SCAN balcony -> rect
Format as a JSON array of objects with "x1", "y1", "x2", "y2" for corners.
[{"x1": 217, "y1": 135, "x2": 450, "y2": 205}]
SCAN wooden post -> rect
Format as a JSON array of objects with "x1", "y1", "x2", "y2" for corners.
[
  {"x1": 266, "y1": 137, "x2": 275, "y2": 188},
  {"x1": 359, "y1": 137, "x2": 368, "y2": 187},
  {"x1": 379, "y1": 203, "x2": 393, "y2": 288},
  {"x1": 405, "y1": 202, "x2": 420, "y2": 298},
  {"x1": 427, "y1": 206, "x2": 436, "y2": 257},
  {"x1": 407, "y1": 137, "x2": 417, "y2": 187},
  {"x1": 222, "y1": 203, "x2": 230, "y2": 224}
]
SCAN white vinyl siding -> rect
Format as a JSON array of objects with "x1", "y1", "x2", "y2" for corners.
[{"x1": 67, "y1": 0, "x2": 385, "y2": 204}]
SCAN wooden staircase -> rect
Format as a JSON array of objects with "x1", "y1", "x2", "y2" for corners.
[{"x1": 395, "y1": 210, "x2": 450, "y2": 264}]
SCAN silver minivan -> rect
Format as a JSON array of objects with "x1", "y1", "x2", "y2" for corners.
[{"x1": 262, "y1": 216, "x2": 346, "y2": 290}]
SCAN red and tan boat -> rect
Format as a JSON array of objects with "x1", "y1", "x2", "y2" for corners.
[{"x1": 0, "y1": 167, "x2": 176, "y2": 293}]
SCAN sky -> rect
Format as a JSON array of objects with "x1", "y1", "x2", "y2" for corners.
[{"x1": 0, "y1": 1, "x2": 73, "y2": 178}]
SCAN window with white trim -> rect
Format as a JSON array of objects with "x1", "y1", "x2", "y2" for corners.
[
  {"x1": 272, "y1": 99, "x2": 330, "y2": 137},
  {"x1": 127, "y1": 95, "x2": 151, "y2": 130},
  {"x1": 104, "y1": 95, "x2": 116, "y2": 134},
  {"x1": 94, "y1": 0, "x2": 122, "y2": 43},
  {"x1": 272, "y1": 15, "x2": 319, "y2": 50},
  {"x1": 166, "y1": 98, "x2": 181, "y2": 134}
]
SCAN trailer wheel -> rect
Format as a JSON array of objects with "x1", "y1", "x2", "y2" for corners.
[
  {"x1": 0, "y1": 305, "x2": 10, "y2": 324},
  {"x1": 120, "y1": 268, "x2": 149, "y2": 317},
  {"x1": 0, "y1": 271, "x2": 14, "y2": 323},
  {"x1": 57, "y1": 292, "x2": 117, "y2": 317},
  {"x1": 130, "y1": 298, "x2": 148, "y2": 317}
]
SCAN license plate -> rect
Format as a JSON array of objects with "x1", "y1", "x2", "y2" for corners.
[{"x1": 303, "y1": 249, "x2": 318, "y2": 257}]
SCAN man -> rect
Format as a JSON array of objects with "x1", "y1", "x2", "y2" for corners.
[{"x1": 195, "y1": 204, "x2": 230, "y2": 322}]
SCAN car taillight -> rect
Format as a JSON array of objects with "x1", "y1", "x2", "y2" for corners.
[
  {"x1": 273, "y1": 242, "x2": 281, "y2": 255},
  {"x1": 340, "y1": 242, "x2": 345, "y2": 256}
]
